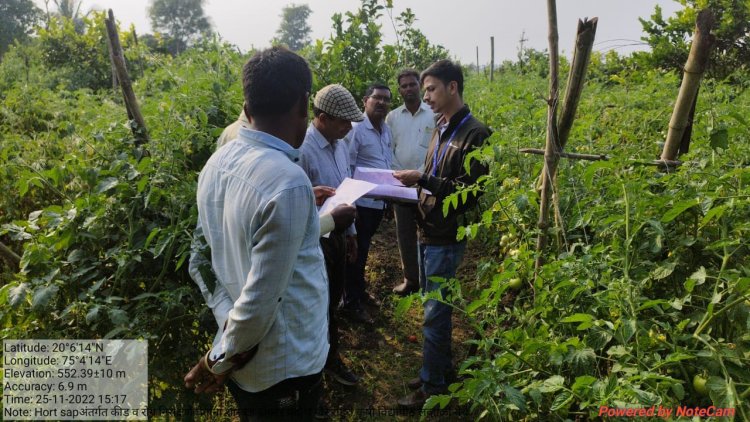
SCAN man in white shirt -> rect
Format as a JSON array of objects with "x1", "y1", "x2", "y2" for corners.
[
  {"x1": 183, "y1": 47, "x2": 331, "y2": 421},
  {"x1": 386, "y1": 69, "x2": 435, "y2": 296}
]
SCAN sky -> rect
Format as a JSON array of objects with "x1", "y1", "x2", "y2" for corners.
[{"x1": 39, "y1": 0, "x2": 683, "y2": 63}]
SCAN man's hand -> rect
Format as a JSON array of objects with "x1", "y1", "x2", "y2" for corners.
[
  {"x1": 346, "y1": 235, "x2": 358, "y2": 263},
  {"x1": 184, "y1": 355, "x2": 229, "y2": 395},
  {"x1": 394, "y1": 170, "x2": 422, "y2": 187},
  {"x1": 313, "y1": 186, "x2": 336, "y2": 206},
  {"x1": 331, "y1": 204, "x2": 356, "y2": 232}
]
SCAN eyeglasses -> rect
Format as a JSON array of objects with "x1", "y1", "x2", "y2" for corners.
[{"x1": 368, "y1": 95, "x2": 392, "y2": 104}]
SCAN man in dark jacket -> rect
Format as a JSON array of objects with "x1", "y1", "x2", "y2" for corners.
[{"x1": 394, "y1": 59, "x2": 490, "y2": 408}]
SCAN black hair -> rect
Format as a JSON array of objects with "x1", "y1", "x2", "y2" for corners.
[
  {"x1": 243, "y1": 46, "x2": 312, "y2": 118},
  {"x1": 396, "y1": 69, "x2": 420, "y2": 85},
  {"x1": 420, "y1": 60, "x2": 463, "y2": 97},
  {"x1": 312, "y1": 106, "x2": 326, "y2": 118},
  {"x1": 364, "y1": 83, "x2": 391, "y2": 98}
]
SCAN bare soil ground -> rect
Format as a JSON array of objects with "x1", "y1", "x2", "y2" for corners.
[{"x1": 323, "y1": 214, "x2": 483, "y2": 421}]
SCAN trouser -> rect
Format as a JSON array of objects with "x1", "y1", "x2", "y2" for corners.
[
  {"x1": 227, "y1": 373, "x2": 322, "y2": 422},
  {"x1": 320, "y1": 232, "x2": 346, "y2": 365},
  {"x1": 417, "y1": 241, "x2": 466, "y2": 395},
  {"x1": 393, "y1": 202, "x2": 420, "y2": 284},
  {"x1": 344, "y1": 206, "x2": 384, "y2": 308}
]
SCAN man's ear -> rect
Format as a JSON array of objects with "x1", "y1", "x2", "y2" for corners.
[
  {"x1": 298, "y1": 95, "x2": 309, "y2": 119},
  {"x1": 449, "y1": 81, "x2": 458, "y2": 96}
]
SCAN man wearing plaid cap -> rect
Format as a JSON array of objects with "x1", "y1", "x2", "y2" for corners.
[{"x1": 298, "y1": 84, "x2": 364, "y2": 389}]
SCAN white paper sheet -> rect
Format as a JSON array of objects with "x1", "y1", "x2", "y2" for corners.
[{"x1": 318, "y1": 177, "x2": 377, "y2": 216}]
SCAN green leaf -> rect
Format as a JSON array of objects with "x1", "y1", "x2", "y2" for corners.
[
  {"x1": 661, "y1": 198, "x2": 699, "y2": 223},
  {"x1": 709, "y1": 128, "x2": 729, "y2": 150},
  {"x1": 502, "y1": 385, "x2": 527, "y2": 411},
  {"x1": 96, "y1": 177, "x2": 120, "y2": 194},
  {"x1": 9, "y1": 283, "x2": 29, "y2": 307},
  {"x1": 32, "y1": 284, "x2": 59, "y2": 310},
  {"x1": 651, "y1": 261, "x2": 676, "y2": 280},
  {"x1": 540, "y1": 375, "x2": 565, "y2": 393},
  {"x1": 701, "y1": 205, "x2": 726, "y2": 227},
  {"x1": 572, "y1": 376, "x2": 597, "y2": 394},
  {"x1": 85, "y1": 306, "x2": 100, "y2": 324},
  {"x1": 671, "y1": 382, "x2": 685, "y2": 400},
  {"x1": 607, "y1": 345, "x2": 630, "y2": 357},
  {"x1": 108, "y1": 308, "x2": 129, "y2": 326},
  {"x1": 550, "y1": 391, "x2": 573, "y2": 411},
  {"x1": 394, "y1": 294, "x2": 416, "y2": 318},
  {"x1": 561, "y1": 313, "x2": 594, "y2": 324}
]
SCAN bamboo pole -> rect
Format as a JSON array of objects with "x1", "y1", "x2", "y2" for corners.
[
  {"x1": 104, "y1": 9, "x2": 149, "y2": 146},
  {"x1": 520, "y1": 148, "x2": 605, "y2": 161},
  {"x1": 557, "y1": 18, "x2": 598, "y2": 149},
  {"x1": 0, "y1": 241, "x2": 21, "y2": 269},
  {"x1": 661, "y1": 9, "x2": 714, "y2": 161},
  {"x1": 534, "y1": 0, "x2": 560, "y2": 273},
  {"x1": 476, "y1": 46, "x2": 479, "y2": 74},
  {"x1": 490, "y1": 36, "x2": 495, "y2": 82}
]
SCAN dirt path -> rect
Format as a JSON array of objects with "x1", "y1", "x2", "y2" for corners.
[{"x1": 324, "y1": 214, "x2": 482, "y2": 420}]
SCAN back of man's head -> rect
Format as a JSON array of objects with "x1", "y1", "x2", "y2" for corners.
[
  {"x1": 420, "y1": 60, "x2": 464, "y2": 97},
  {"x1": 243, "y1": 47, "x2": 312, "y2": 118}
]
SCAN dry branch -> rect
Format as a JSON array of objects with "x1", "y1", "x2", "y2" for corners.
[
  {"x1": 558, "y1": 18, "x2": 598, "y2": 149},
  {"x1": 535, "y1": 0, "x2": 560, "y2": 273},
  {"x1": 104, "y1": 9, "x2": 149, "y2": 146},
  {"x1": 520, "y1": 148, "x2": 606, "y2": 161},
  {"x1": 661, "y1": 9, "x2": 715, "y2": 161},
  {"x1": 0, "y1": 241, "x2": 21, "y2": 269}
]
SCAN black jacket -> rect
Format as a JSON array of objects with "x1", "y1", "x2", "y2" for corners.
[{"x1": 416, "y1": 105, "x2": 491, "y2": 245}]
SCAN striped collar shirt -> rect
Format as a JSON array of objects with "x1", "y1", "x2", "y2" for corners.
[
  {"x1": 386, "y1": 101, "x2": 435, "y2": 172},
  {"x1": 345, "y1": 114, "x2": 393, "y2": 209}
]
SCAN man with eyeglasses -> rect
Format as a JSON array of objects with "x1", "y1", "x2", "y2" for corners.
[{"x1": 342, "y1": 83, "x2": 393, "y2": 324}]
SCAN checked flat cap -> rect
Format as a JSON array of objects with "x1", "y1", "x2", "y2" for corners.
[{"x1": 314, "y1": 84, "x2": 364, "y2": 122}]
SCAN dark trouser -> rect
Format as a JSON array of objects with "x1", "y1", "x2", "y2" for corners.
[
  {"x1": 393, "y1": 202, "x2": 420, "y2": 284},
  {"x1": 320, "y1": 232, "x2": 346, "y2": 365},
  {"x1": 418, "y1": 242, "x2": 466, "y2": 395},
  {"x1": 227, "y1": 373, "x2": 322, "y2": 422},
  {"x1": 344, "y1": 206, "x2": 384, "y2": 309}
]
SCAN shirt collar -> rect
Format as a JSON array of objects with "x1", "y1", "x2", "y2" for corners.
[
  {"x1": 238, "y1": 127, "x2": 300, "y2": 162},
  {"x1": 399, "y1": 101, "x2": 432, "y2": 115},
  {"x1": 307, "y1": 123, "x2": 333, "y2": 150}
]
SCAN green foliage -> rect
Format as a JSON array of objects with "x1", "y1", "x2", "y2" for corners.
[
  {"x1": 391, "y1": 7, "x2": 449, "y2": 71},
  {"x1": 305, "y1": 0, "x2": 397, "y2": 99},
  {"x1": 0, "y1": 40, "x2": 245, "y2": 412},
  {"x1": 640, "y1": 0, "x2": 750, "y2": 79},
  {"x1": 0, "y1": 0, "x2": 41, "y2": 60},
  {"x1": 148, "y1": 0, "x2": 213, "y2": 55},
  {"x1": 435, "y1": 69, "x2": 750, "y2": 419},
  {"x1": 273, "y1": 3, "x2": 312, "y2": 51},
  {"x1": 37, "y1": 11, "x2": 128, "y2": 91}
]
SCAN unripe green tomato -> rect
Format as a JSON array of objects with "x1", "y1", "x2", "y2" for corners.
[
  {"x1": 508, "y1": 278, "x2": 522, "y2": 290},
  {"x1": 693, "y1": 375, "x2": 708, "y2": 395}
]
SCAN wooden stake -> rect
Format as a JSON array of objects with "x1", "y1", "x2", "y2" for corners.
[
  {"x1": 490, "y1": 36, "x2": 495, "y2": 82},
  {"x1": 476, "y1": 45, "x2": 479, "y2": 74},
  {"x1": 104, "y1": 9, "x2": 149, "y2": 146},
  {"x1": 661, "y1": 9, "x2": 714, "y2": 161},
  {"x1": 0, "y1": 241, "x2": 21, "y2": 269},
  {"x1": 520, "y1": 148, "x2": 605, "y2": 161},
  {"x1": 558, "y1": 18, "x2": 597, "y2": 149},
  {"x1": 535, "y1": 0, "x2": 560, "y2": 273}
]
